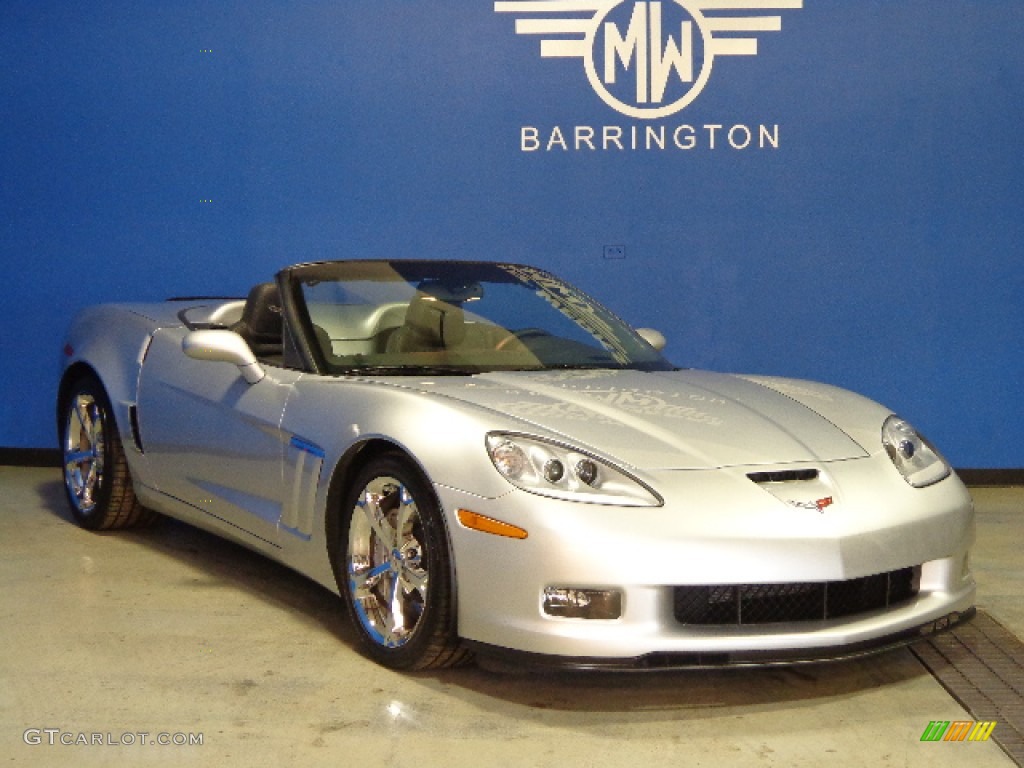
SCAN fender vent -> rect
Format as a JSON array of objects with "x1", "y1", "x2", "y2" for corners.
[
  {"x1": 748, "y1": 469, "x2": 819, "y2": 484},
  {"x1": 129, "y1": 405, "x2": 144, "y2": 454}
]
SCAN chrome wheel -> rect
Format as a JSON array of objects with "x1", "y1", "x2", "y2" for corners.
[
  {"x1": 347, "y1": 476, "x2": 429, "y2": 648},
  {"x1": 63, "y1": 392, "x2": 106, "y2": 514},
  {"x1": 58, "y1": 374, "x2": 152, "y2": 530},
  {"x1": 334, "y1": 453, "x2": 468, "y2": 669}
]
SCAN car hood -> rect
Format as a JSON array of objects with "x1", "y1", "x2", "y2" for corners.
[{"x1": 375, "y1": 369, "x2": 873, "y2": 470}]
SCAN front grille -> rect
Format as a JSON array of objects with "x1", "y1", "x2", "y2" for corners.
[{"x1": 674, "y1": 567, "x2": 920, "y2": 625}]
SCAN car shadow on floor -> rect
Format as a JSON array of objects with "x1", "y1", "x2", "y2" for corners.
[
  {"x1": 36, "y1": 477, "x2": 936, "y2": 715},
  {"x1": 36, "y1": 477, "x2": 360, "y2": 648},
  {"x1": 432, "y1": 647, "x2": 931, "y2": 714}
]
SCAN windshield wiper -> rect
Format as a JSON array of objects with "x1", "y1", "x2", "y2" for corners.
[
  {"x1": 525, "y1": 362, "x2": 681, "y2": 372},
  {"x1": 335, "y1": 365, "x2": 484, "y2": 377},
  {"x1": 334, "y1": 361, "x2": 676, "y2": 376},
  {"x1": 539, "y1": 363, "x2": 624, "y2": 370}
]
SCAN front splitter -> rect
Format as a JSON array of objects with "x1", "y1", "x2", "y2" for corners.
[{"x1": 469, "y1": 607, "x2": 975, "y2": 673}]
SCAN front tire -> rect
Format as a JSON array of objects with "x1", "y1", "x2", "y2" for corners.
[
  {"x1": 59, "y1": 375, "x2": 153, "y2": 530},
  {"x1": 336, "y1": 453, "x2": 468, "y2": 670}
]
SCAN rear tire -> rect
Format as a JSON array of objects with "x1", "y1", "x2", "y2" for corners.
[
  {"x1": 59, "y1": 374, "x2": 153, "y2": 530},
  {"x1": 335, "y1": 453, "x2": 469, "y2": 670}
]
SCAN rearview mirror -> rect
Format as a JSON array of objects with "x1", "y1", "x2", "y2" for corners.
[{"x1": 182, "y1": 330, "x2": 265, "y2": 384}]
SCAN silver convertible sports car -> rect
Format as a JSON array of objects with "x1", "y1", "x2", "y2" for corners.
[{"x1": 58, "y1": 260, "x2": 975, "y2": 670}]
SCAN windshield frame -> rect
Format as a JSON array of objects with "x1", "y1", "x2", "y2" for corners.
[{"x1": 278, "y1": 260, "x2": 675, "y2": 376}]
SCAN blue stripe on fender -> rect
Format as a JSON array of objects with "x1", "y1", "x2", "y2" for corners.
[{"x1": 290, "y1": 435, "x2": 325, "y2": 458}]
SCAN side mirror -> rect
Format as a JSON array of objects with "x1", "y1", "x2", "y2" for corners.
[
  {"x1": 182, "y1": 330, "x2": 265, "y2": 384},
  {"x1": 636, "y1": 327, "x2": 667, "y2": 352}
]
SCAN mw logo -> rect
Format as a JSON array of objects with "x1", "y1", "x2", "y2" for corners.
[
  {"x1": 920, "y1": 720, "x2": 997, "y2": 742},
  {"x1": 495, "y1": 0, "x2": 803, "y2": 119},
  {"x1": 597, "y1": 1, "x2": 703, "y2": 111}
]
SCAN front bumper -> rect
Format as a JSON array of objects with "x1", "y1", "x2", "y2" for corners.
[{"x1": 439, "y1": 456, "x2": 976, "y2": 663}]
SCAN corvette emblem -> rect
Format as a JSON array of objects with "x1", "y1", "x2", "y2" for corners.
[
  {"x1": 788, "y1": 496, "x2": 834, "y2": 513},
  {"x1": 495, "y1": 0, "x2": 803, "y2": 119}
]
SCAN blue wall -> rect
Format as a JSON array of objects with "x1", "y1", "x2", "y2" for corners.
[{"x1": 2, "y1": 1, "x2": 1021, "y2": 467}]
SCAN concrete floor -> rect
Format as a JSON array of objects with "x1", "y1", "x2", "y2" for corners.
[{"x1": 1, "y1": 465, "x2": 1019, "y2": 767}]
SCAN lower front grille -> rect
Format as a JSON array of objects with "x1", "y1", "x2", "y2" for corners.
[{"x1": 674, "y1": 566, "x2": 920, "y2": 625}]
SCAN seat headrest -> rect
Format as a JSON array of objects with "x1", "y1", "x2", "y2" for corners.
[
  {"x1": 238, "y1": 282, "x2": 282, "y2": 339},
  {"x1": 403, "y1": 294, "x2": 466, "y2": 348}
]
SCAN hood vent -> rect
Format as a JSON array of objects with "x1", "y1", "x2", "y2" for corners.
[{"x1": 747, "y1": 469, "x2": 819, "y2": 484}]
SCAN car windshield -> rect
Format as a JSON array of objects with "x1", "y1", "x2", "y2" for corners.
[{"x1": 285, "y1": 261, "x2": 674, "y2": 375}]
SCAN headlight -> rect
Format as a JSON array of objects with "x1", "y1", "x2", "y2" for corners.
[
  {"x1": 485, "y1": 432, "x2": 662, "y2": 507},
  {"x1": 882, "y1": 416, "x2": 951, "y2": 488}
]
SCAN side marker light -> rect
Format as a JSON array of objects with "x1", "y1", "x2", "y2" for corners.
[{"x1": 456, "y1": 509, "x2": 528, "y2": 540}]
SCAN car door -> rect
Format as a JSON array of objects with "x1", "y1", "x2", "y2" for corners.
[{"x1": 135, "y1": 327, "x2": 301, "y2": 547}]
